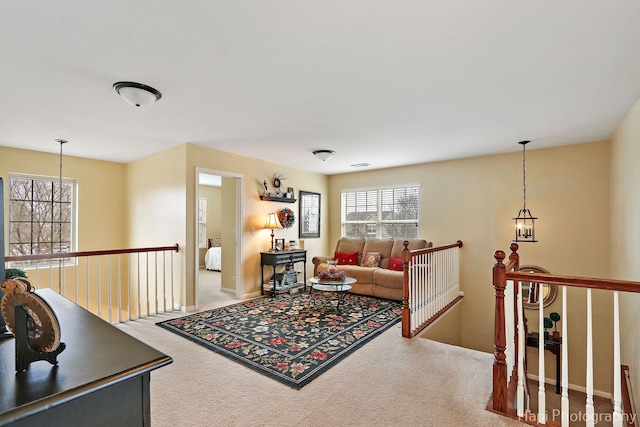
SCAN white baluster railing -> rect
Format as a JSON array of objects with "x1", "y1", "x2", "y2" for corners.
[
  {"x1": 538, "y1": 285, "x2": 546, "y2": 424},
  {"x1": 516, "y1": 280, "x2": 527, "y2": 418},
  {"x1": 492, "y1": 244, "x2": 640, "y2": 426},
  {"x1": 402, "y1": 240, "x2": 463, "y2": 338},
  {"x1": 505, "y1": 279, "x2": 515, "y2": 384},
  {"x1": 5, "y1": 244, "x2": 180, "y2": 323},
  {"x1": 561, "y1": 285, "x2": 569, "y2": 427}
]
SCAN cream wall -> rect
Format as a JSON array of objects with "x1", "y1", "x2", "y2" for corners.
[
  {"x1": 2, "y1": 142, "x2": 329, "y2": 311},
  {"x1": 611, "y1": 97, "x2": 640, "y2": 414},
  {"x1": 184, "y1": 143, "x2": 329, "y2": 305},
  {"x1": 0, "y1": 146, "x2": 127, "y2": 251},
  {"x1": 125, "y1": 145, "x2": 187, "y2": 307},
  {"x1": 3, "y1": 136, "x2": 627, "y2": 394},
  {"x1": 328, "y1": 141, "x2": 613, "y2": 392}
]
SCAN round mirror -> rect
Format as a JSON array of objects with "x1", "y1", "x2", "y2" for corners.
[{"x1": 520, "y1": 265, "x2": 557, "y2": 310}]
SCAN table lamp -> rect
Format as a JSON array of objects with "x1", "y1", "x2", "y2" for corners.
[{"x1": 264, "y1": 212, "x2": 281, "y2": 252}]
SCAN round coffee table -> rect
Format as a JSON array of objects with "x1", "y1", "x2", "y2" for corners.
[{"x1": 309, "y1": 276, "x2": 357, "y2": 309}]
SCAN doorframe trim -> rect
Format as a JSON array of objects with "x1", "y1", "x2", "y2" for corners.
[{"x1": 195, "y1": 167, "x2": 244, "y2": 308}]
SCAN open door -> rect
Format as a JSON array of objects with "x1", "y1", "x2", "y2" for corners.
[{"x1": 196, "y1": 169, "x2": 243, "y2": 309}]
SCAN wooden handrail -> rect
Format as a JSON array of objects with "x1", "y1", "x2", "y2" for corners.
[
  {"x1": 5, "y1": 244, "x2": 179, "y2": 262},
  {"x1": 404, "y1": 240, "x2": 463, "y2": 260},
  {"x1": 506, "y1": 271, "x2": 640, "y2": 293}
]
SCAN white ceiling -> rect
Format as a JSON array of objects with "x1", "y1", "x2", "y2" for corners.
[{"x1": 2, "y1": 1, "x2": 640, "y2": 175}]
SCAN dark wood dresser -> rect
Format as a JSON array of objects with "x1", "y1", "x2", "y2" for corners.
[{"x1": 0, "y1": 289, "x2": 172, "y2": 426}]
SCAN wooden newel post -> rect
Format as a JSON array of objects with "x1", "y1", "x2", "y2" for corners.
[
  {"x1": 492, "y1": 249, "x2": 508, "y2": 413},
  {"x1": 401, "y1": 240, "x2": 411, "y2": 338}
]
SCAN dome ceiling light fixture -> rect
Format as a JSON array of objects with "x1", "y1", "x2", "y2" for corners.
[
  {"x1": 313, "y1": 150, "x2": 336, "y2": 161},
  {"x1": 113, "y1": 81, "x2": 162, "y2": 107}
]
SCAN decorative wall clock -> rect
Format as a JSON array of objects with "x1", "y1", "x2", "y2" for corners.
[{"x1": 1, "y1": 277, "x2": 65, "y2": 371}]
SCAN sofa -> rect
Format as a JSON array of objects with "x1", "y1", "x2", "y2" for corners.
[{"x1": 312, "y1": 237, "x2": 432, "y2": 301}]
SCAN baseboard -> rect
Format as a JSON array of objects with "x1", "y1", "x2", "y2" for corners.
[
  {"x1": 174, "y1": 303, "x2": 196, "y2": 313},
  {"x1": 245, "y1": 290, "x2": 262, "y2": 299},
  {"x1": 220, "y1": 286, "x2": 235, "y2": 294},
  {"x1": 526, "y1": 373, "x2": 612, "y2": 400}
]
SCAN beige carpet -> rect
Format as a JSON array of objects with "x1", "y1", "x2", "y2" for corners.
[
  {"x1": 525, "y1": 377, "x2": 613, "y2": 427},
  {"x1": 117, "y1": 302, "x2": 525, "y2": 427},
  {"x1": 198, "y1": 268, "x2": 235, "y2": 309}
]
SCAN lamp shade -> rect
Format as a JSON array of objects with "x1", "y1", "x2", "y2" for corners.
[
  {"x1": 113, "y1": 81, "x2": 162, "y2": 107},
  {"x1": 264, "y1": 212, "x2": 281, "y2": 229},
  {"x1": 264, "y1": 212, "x2": 281, "y2": 252}
]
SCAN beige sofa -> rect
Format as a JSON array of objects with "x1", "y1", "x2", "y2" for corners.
[{"x1": 312, "y1": 237, "x2": 432, "y2": 301}]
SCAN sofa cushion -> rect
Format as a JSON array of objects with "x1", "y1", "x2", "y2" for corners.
[
  {"x1": 362, "y1": 239, "x2": 393, "y2": 269},
  {"x1": 389, "y1": 256, "x2": 403, "y2": 271},
  {"x1": 390, "y1": 239, "x2": 429, "y2": 259},
  {"x1": 372, "y1": 268, "x2": 404, "y2": 290},
  {"x1": 361, "y1": 252, "x2": 381, "y2": 267},
  {"x1": 334, "y1": 251, "x2": 358, "y2": 265},
  {"x1": 334, "y1": 238, "x2": 366, "y2": 264}
]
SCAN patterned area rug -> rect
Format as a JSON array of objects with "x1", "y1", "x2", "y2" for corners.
[{"x1": 157, "y1": 292, "x2": 401, "y2": 389}]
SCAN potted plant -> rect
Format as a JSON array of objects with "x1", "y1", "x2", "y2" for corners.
[
  {"x1": 543, "y1": 317, "x2": 553, "y2": 340},
  {"x1": 550, "y1": 312, "x2": 561, "y2": 340},
  {"x1": 5, "y1": 268, "x2": 27, "y2": 280}
]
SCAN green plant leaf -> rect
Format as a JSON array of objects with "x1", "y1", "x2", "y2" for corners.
[
  {"x1": 544, "y1": 317, "x2": 553, "y2": 329},
  {"x1": 550, "y1": 312, "x2": 561, "y2": 322},
  {"x1": 4, "y1": 268, "x2": 27, "y2": 280}
]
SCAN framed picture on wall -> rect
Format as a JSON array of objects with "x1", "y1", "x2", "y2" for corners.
[{"x1": 299, "y1": 190, "x2": 321, "y2": 238}]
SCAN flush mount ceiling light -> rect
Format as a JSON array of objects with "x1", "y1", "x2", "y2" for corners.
[
  {"x1": 313, "y1": 150, "x2": 336, "y2": 161},
  {"x1": 113, "y1": 81, "x2": 162, "y2": 107}
]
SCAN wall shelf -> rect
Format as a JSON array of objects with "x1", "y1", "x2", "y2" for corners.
[{"x1": 260, "y1": 195, "x2": 296, "y2": 203}]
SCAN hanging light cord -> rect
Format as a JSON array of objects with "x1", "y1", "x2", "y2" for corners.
[
  {"x1": 522, "y1": 142, "x2": 527, "y2": 211},
  {"x1": 56, "y1": 139, "x2": 67, "y2": 293}
]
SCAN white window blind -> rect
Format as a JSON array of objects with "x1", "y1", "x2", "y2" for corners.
[{"x1": 341, "y1": 185, "x2": 419, "y2": 239}]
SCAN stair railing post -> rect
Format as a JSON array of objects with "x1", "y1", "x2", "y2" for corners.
[
  {"x1": 401, "y1": 241, "x2": 411, "y2": 338},
  {"x1": 493, "y1": 250, "x2": 508, "y2": 413}
]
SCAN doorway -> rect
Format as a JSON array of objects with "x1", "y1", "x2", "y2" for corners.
[{"x1": 196, "y1": 168, "x2": 244, "y2": 310}]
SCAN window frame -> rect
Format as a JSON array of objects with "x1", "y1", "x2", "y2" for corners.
[
  {"x1": 340, "y1": 183, "x2": 421, "y2": 240},
  {"x1": 198, "y1": 198, "x2": 207, "y2": 249},
  {"x1": 8, "y1": 173, "x2": 77, "y2": 268}
]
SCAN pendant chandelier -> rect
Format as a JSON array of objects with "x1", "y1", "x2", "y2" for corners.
[{"x1": 513, "y1": 140, "x2": 537, "y2": 243}]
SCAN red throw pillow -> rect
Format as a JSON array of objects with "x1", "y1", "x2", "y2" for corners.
[
  {"x1": 334, "y1": 251, "x2": 358, "y2": 265},
  {"x1": 389, "y1": 256, "x2": 404, "y2": 271}
]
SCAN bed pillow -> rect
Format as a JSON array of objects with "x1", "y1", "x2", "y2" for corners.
[
  {"x1": 361, "y1": 252, "x2": 381, "y2": 268},
  {"x1": 389, "y1": 256, "x2": 404, "y2": 271},
  {"x1": 334, "y1": 251, "x2": 358, "y2": 265}
]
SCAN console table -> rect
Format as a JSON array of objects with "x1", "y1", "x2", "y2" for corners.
[
  {"x1": 260, "y1": 250, "x2": 307, "y2": 296},
  {"x1": 526, "y1": 331, "x2": 562, "y2": 394},
  {"x1": 0, "y1": 289, "x2": 172, "y2": 426}
]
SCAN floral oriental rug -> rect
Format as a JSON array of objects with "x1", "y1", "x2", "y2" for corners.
[{"x1": 156, "y1": 292, "x2": 401, "y2": 389}]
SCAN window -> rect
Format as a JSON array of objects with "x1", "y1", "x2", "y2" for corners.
[
  {"x1": 341, "y1": 185, "x2": 420, "y2": 239},
  {"x1": 8, "y1": 174, "x2": 76, "y2": 266},
  {"x1": 198, "y1": 198, "x2": 207, "y2": 249}
]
